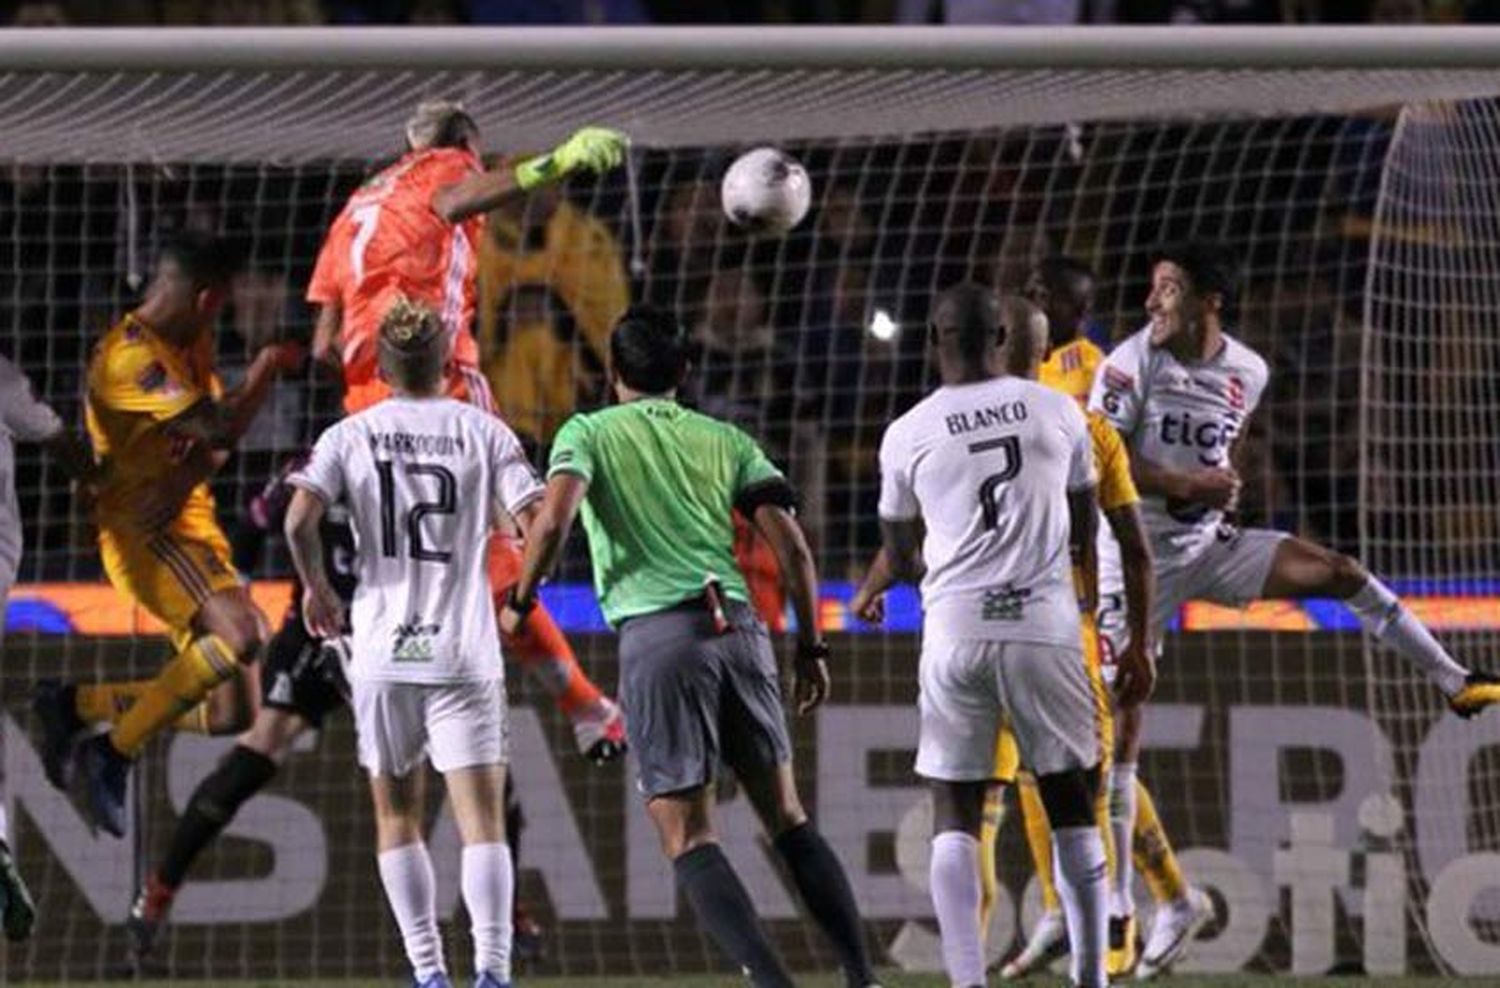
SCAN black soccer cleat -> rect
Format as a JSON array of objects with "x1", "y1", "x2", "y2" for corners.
[
  {"x1": 31, "y1": 678, "x2": 85, "y2": 791},
  {"x1": 0, "y1": 841, "x2": 36, "y2": 942},
  {"x1": 126, "y1": 873, "x2": 175, "y2": 962},
  {"x1": 1448, "y1": 670, "x2": 1500, "y2": 719},
  {"x1": 79, "y1": 734, "x2": 131, "y2": 838}
]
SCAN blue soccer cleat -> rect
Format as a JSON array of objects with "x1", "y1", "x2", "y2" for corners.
[
  {"x1": 414, "y1": 974, "x2": 453, "y2": 988},
  {"x1": 31, "y1": 678, "x2": 85, "y2": 791},
  {"x1": 78, "y1": 733, "x2": 131, "y2": 838},
  {"x1": 473, "y1": 972, "x2": 510, "y2": 988}
]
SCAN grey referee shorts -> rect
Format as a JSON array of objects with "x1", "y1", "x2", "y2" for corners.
[{"x1": 618, "y1": 599, "x2": 792, "y2": 799}]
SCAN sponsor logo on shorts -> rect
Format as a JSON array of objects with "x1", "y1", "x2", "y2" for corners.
[
  {"x1": 981, "y1": 584, "x2": 1032, "y2": 622},
  {"x1": 392, "y1": 620, "x2": 441, "y2": 662}
]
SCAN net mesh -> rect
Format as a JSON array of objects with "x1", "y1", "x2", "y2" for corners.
[
  {"x1": 0, "y1": 41, "x2": 1494, "y2": 979},
  {"x1": 1361, "y1": 98, "x2": 1500, "y2": 976}
]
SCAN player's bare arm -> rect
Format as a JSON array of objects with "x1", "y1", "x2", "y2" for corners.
[
  {"x1": 311, "y1": 300, "x2": 343, "y2": 369},
  {"x1": 1103, "y1": 499, "x2": 1157, "y2": 709},
  {"x1": 431, "y1": 126, "x2": 629, "y2": 223},
  {"x1": 500, "y1": 472, "x2": 589, "y2": 638},
  {"x1": 284, "y1": 487, "x2": 344, "y2": 639},
  {"x1": 1069, "y1": 485, "x2": 1100, "y2": 610},
  {"x1": 1127, "y1": 450, "x2": 1239, "y2": 511},
  {"x1": 750, "y1": 501, "x2": 830, "y2": 715},
  {"x1": 168, "y1": 342, "x2": 306, "y2": 451},
  {"x1": 849, "y1": 547, "x2": 895, "y2": 625}
]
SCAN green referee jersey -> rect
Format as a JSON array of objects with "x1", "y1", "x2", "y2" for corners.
[{"x1": 548, "y1": 397, "x2": 784, "y2": 627}]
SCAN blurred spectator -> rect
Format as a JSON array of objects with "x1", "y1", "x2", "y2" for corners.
[
  {"x1": 161, "y1": 0, "x2": 323, "y2": 23},
  {"x1": 894, "y1": 0, "x2": 1097, "y2": 21},
  {"x1": 466, "y1": 0, "x2": 649, "y2": 20},
  {"x1": 485, "y1": 284, "x2": 605, "y2": 449},
  {"x1": 688, "y1": 268, "x2": 776, "y2": 431},
  {"x1": 7, "y1": 1, "x2": 66, "y2": 24},
  {"x1": 477, "y1": 181, "x2": 629, "y2": 448},
  {"x1": 644, "y1": 179, "x2": 731, "y2": 324}
]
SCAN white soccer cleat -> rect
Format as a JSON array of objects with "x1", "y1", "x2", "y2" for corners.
[
  {"x1": 1136, "y1": 886, "x2": 1214, "y2": 980},
  {"x1": 999, "y1": 908, "x2": 1067, "y2": 980}
]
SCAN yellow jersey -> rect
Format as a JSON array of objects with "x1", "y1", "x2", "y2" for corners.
[
  {"x1": 86, "y1": 313, "x2": 223, "y2": 538},
  {"x1": 1039, "y1": 337, "x2": 1106, "y2": 406}
]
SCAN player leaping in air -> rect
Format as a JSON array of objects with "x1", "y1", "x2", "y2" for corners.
[
  {"x1": 1088, "y1": 241, "x2": 1500, "y2": 977},
  {"x1": 32, "y1": 232, "x2": 305, "y2": 837},
  {"x1": 308, "y1": 99, "x2": 628, "y2": 760},
  {"x1": 1001, "y1": 258, "x2": 1207, "y2": 980}
]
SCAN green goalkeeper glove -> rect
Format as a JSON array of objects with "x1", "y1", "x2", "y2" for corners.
[{"x1": 514, "y1": 126, "x2": 628, "y2": 191}]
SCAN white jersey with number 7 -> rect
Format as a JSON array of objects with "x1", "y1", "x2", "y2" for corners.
[
  {"x1": 878, "y1": 377, "x2": 1095, "y2": 646},
  {"x1": 292, "y1": 396, "x2": 543, "y2": 683}
]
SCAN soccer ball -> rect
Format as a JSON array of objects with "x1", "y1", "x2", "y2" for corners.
[{"x1": 721, "y1": 147, "x2": 812, "y2": 235}]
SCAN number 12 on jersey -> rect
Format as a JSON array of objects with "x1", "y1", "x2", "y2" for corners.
[
  {"x1": 375, "y1": 459, "x2": 456, "y2": 563},
  {"x1": 970, "y1": 435, "x2": 1022, "y2": 531}
]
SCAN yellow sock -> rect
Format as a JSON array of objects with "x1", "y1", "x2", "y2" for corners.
[
  {"x1": 1017, "y1": 773, "x2": 1060, "y2": 913},
  {"x1": 75, "y1": 681, "x2": 151, "y2": 724},
  {"x1": 109, "y1": 635, "x2": 238, "y2": 757},
  {"x1": 978, "y1": 783, "x2": 1005, "y2": 938},
  {"x1": 1133, "y1": 778, "x2": 1188, "y2": 903},
  {"x1": 76, "y1": 680, "x2": 215, "y2": 734}
]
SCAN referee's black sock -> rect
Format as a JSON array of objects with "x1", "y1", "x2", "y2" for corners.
[
  {"x1": 774, "y1": 822, "x2": 877, "y2": 988},
  {"x1": 158, "y1": 745, "x2": 278, "y2": 889},
  {"x1": 673, "y1": 843, "x2": 795, "y2": 988}
]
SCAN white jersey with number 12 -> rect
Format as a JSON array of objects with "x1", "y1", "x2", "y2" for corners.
[{"x1": 293, "y1": 396, "x2": 542, "y2": 683}]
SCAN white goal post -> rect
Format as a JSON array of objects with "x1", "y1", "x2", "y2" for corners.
[{"x1": 0, "y1": 24, "x2": 1497, "y2": 981}]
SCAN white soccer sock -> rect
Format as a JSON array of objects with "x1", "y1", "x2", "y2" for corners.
[
  {"x1": 1054, "y1": 825, "x2": 1109, "y2": 988},
  {"x1": 462, "y1": 841, "x2": 515, "y2": 982},
  {"x1": 377, "y1": 842, "x2": 447, "y2": 981},
  {"x1": 929, "y1": 830, "x2": 985, "y2": 987},
  {"x1": 1109, "y1": 762, "x2": 1138, "y2": 918},
  {"x1": 0, "y1": 802, "x2": 8, "y2": 846},
  {"x1": 1349, "y1": 577, "x2": 1469, "y2": 696}
]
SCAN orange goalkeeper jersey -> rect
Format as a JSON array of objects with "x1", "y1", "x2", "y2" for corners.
[{"x1": 308, "y1": 146, "x2": 485, "y2": 412}]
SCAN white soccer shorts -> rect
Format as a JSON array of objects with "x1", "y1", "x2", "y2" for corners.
[
  {"x1": 352, "y1": 678, "x2": 508, "y2": 777},
  {"x1": 915, "y1": 634, "x2": 1103, "y2": 781},
  {"x1": 1099, "y1": 526, "x2": 1289, "y2": 667}
]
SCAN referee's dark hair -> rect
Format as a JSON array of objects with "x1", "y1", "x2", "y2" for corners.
[
  {"x1": 1154, "y1": 240, "x2": 1238, "y2": 308},
  {"x1": 610, "y1": 306, "x2": 690, "y2": 395},
  {"x1": 158, "y1": 230, "x2": 241, "y2": 290},
  {"x1": 930, "y1": 281, "x2": 1002, "y2": 367}
]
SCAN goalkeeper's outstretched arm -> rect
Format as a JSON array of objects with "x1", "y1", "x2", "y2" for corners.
[{"x1": 431, "y1": 125, "x2": 628, "y2": 223}]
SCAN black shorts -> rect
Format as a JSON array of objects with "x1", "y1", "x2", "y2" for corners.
[
  {"x1": 618, "y1": 599, "x2": 792, "y2": 799},
  {"x1": 261, "y1": 616, "x2": 349, "y2": 729}
]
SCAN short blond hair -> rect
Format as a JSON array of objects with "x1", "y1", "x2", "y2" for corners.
[
  {"x1": 405, "y1": 99, "x2": 478, "y2": 151},
  {"x1": 378, "y1": 297, "x2": 448, "y2": 392}
]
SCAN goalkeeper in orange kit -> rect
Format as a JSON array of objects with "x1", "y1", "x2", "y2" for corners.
[{"x1": 306, "y1": 99, "x2": 630, "y2": 758}]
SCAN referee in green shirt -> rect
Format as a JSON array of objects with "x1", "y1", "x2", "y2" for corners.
[{"x1": 501, "y1": 308, "x2": 877, "y2": 988}]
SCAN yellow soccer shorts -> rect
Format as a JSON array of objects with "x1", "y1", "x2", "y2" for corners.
[
  {"x1": 991, "y1": 612, "x2": 1114, "y2": 783},
  {"x1": 100, "y1": 523, "x2": 241, "y2": 651}
]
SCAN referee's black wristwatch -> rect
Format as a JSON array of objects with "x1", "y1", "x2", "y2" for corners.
[
  {"x1": 506, "y1": 587, "x2": 537, "y2": 618},
  {"x1": 796, "y1": 639, "x2": 831, "y2": 663}
]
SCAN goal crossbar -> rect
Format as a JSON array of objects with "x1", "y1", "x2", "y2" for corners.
[{"x1": 3, "y1": 26, "x2": 1500, "y2": 162}]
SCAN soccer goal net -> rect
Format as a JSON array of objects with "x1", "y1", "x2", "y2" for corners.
[{"x1": 2, "y1": 24, "x2": 1499, "y2": 981}]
